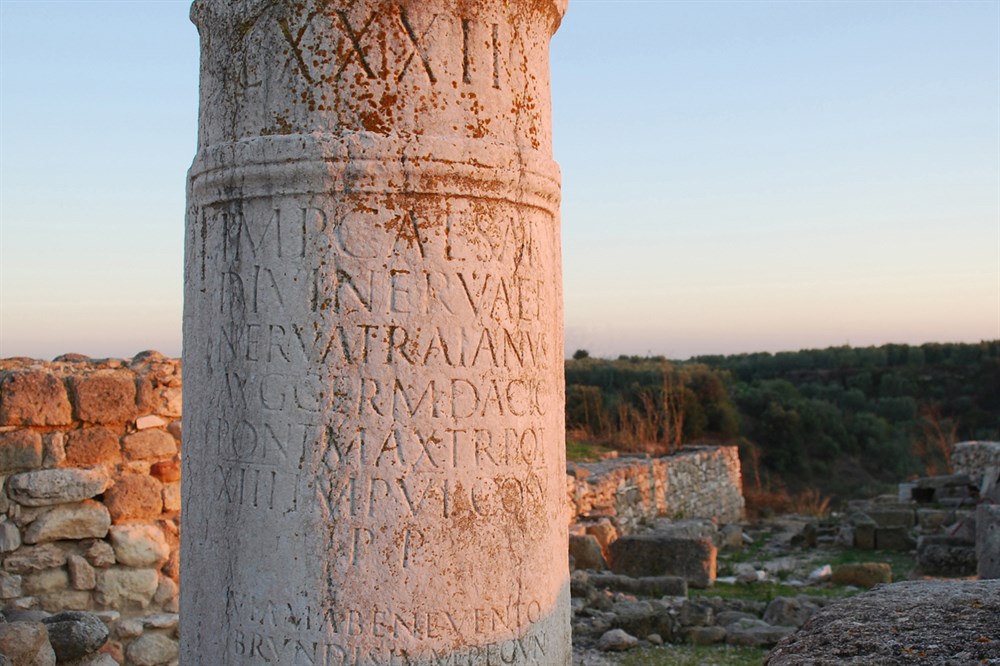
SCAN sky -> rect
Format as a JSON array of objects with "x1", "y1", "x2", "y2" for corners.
[{"x1": 1, "y1": 0, "x2": 998, "y2": 361}]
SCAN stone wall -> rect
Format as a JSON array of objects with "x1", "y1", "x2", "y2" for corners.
[
  {"x1": 0, "y1": 353, "x2": 181, "y2": 665},
  {"x1": 952, "y1": 441, "x2": 1000, "y2": 485},
  {"x1": 566, "y1": 446, "x2": 744, "y2": 533},
  {"x1": 0, "y1": 355, "x2": 744, "y2": 663}
]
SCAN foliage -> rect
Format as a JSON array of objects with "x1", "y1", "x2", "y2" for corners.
[
  {"x1": 566, "y1": 341, "x2": 1000, "y2": 504},
  {"x1": 565, "y1": 439, "x2": 615, "y2": 462}
]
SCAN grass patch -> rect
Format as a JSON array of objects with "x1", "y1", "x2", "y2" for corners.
[
  {"x1": 566, "y1": 439, "x2": 615, "y2": 462},
  {"x1": 618, "y1": 644, "x2": 767, "y2": 666},
  {"x1": 691, "y1": 581, "x2": 857, "y2": 604}
]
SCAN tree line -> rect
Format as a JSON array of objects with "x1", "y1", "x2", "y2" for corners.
[{"x1": 565, "y1": 341, "x2": 1000, "y2": 502}]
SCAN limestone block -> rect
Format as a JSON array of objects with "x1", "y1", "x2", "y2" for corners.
[
  {"x1": 64, "y1": 427, "x2": 122, "y2": 466},
  {"x1": 854, "y1": 523, "x2": 876, "y2": 550},
  {"x1": 0, "y1": 430, "x2": 43, "y2": 473},
  {"x1": 117, "y1": 619, "x2": 145, "y2": 639},
  {"x1": 0, "y1": 571, "x2": 22, "y2": 598},
  {"x1": 23, "y1": 500, "x2": 111, "y2": 544},
  {"x1": 42, "y1": 432, "x2": 66, "y2": 468},
  {"x1": 104, "y1": 474, "x2": 162, "y2": 522},
  {"x1": 867, "y1": 508, "x2": 915, "y2": 529},
  {"x1": 122, "y1": 431, "x2": 176, "y2": 462},
  {"x1": 831, "y1": 563, "x2": 892, "y2": 588},
  {"x1": 0, "y1": 621, "x2": 56, "y2": 666},
  {"x1": 81, "y1": 539, "x2": 116, "y2": 568},
  {"x1": 109, "y1": 524, "x2": 170, "y2": 569},
  {"x1": 7, "y1": 468, "x2": 111, "y2": 506},
  {"x1": 0, "y1": 369, "x2": 72, "y2": 426},
  {"x1": 22, "y1": 568, "x2": 69, "y2": 595},
  {"x1": 67, "y1": 554, "x2": 97, "y2": 590},
  {"x1": 94, "y1": 568, "x2": 159, "y2": 610},
  {"x1": 143, "y1": 613, "x2": 179, "y2": 630},
  {"x1": 978, "y1": 504, "x2": 1000, "y2": 579},
  {"x1": 41, "y1": 611, "x2": 111, "y2": 662},
  {"x1": 3, "y1": 543, "x2": 67, "y2": 574},
  {"x1": 609, "y1": 535, "x2": 717, "y2": 588},
  {"x1": 0, "y1": 518, "x2": 22, "y2": 552},
  {"x1": 126, "y1": 633, "x2": 179, "y2": 666},
  {"x1": 69, "y1": 371, "x2": 137, "y2": 424}
]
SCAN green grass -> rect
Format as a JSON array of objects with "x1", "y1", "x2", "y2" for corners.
[
  {"x1": 618, "y1": 644, "x2": 767, "y2": 666},
  {"x1": 691, "y1": 581, "x2": 858, "y2": 604},
  {"x1": 566, "y1": 439, "x2": 616, "y2": 462}
]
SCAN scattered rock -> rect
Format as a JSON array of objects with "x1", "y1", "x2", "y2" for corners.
[
  {"x1": 125, "y1": 632, "x2": 179, "y2": 666},
  {"x1": 608, "y1": 534, "x2": 716, "y2": 588},
  {"x1": 596, "y1": 628, "x2": 638, "y2": 652},
  {"x1": 41, "y1": 611, "x2": 109, "y2": 661}
]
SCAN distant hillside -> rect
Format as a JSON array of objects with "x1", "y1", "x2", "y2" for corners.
[{"x1": 565, "y1": 341, "x2": 1000, "y2": 503}]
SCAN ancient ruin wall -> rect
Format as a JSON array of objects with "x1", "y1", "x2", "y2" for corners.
[
  {"x1": 0, "y1": 354, "x2": 181, "y2": 665},
  {"x1": 567, "y1": 446, "x2": 745, "y2": 533}
]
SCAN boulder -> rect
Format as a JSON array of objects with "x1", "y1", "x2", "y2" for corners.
[
  {"x1": 41, "y1": 611, "x2": 109, "y2": 661},
  {"x1": 596, "y1": 628, "x2": 638, "y2": 652}
]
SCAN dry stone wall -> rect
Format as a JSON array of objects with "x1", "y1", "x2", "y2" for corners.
[
  {"x1": 0, "y1": 353, "x2": 181, "y2": 666},
  {"x1": 567, "y1": 446, "x2": 744, "y2": 534}
]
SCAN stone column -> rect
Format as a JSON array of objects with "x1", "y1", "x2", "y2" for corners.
[{"x1": 181, "y1": 1, "x2": 569, "y2": 664}]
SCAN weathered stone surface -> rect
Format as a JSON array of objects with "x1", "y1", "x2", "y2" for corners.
[
  {"x1": 978, "y1": 503, "x2": 1000, "y2": 579},
  {"x1": 36, "y1": 590, "x2": 92, "y2": 613},
  {"x1": 874, "y1": 526, "x2": 915, "y2": 551},
  {"x1": 59, "y1": 654, "x2": 119, "y2": 666},
  {"x1": 0, "y1": 430, "x2": 43, "y2": 473},
  {"x1": 161, "y1": 482, "x2": 180, "y2": 513},
  {"x1": 586, "y1": 572, "x2": 688, "y2": 597},
  {"x1": 22, "y1": 500, "x2": 111, "y2": 544},
  {"x1": 830, "y1": 562, "x2": 892, "y2": 588},
  {"x1": 41, "y1": 611, "x2": 110, "y2": 661},
  {"x1": 121, "y1": 431, "x2": 176, "y2": 463},
  {"x1": 22, "y1": 568, "x2": 69, "y2": 596},
  {"x1": 125, "y1": 632, "x2": 179, "y2": 666},
  {"x1": 853, "y1": 522, "x2": 876, "y2": 550},
  {"x1": 7, "y1": 468, "x2": 111, "y2": 506},
  {"x1": 81, "y1": 540, "x2": 116, "y2": 568},
  {"x1": 597, "y1": 628, "x2": 639, "y2": 652},
  {"x1": 109, "y1": 524, "x2": 169, "y2": 569},
  {"x1": 103, "y1": 474, "x2": 161, "y2": 522},
  {"x1": 570, "y1": 534, "x2": 608, "y2": 571},
  {"x1": 67, "y1": 554, "x2": 97, "y2": 590},
  {"x1": 64, "y1": 428, "x2": 121, "y2": 466},
  {"x1": 3, "y1": 543, "x2": 67, "y2": 574},
  {"x1": 765, "y1": 580, "x2": 1000, "y2": 665},
  {"x1": 0, "y1": 621, "x2": 56, "y2": 666},
  {"x1": 609, "y1": 535, "x2": 717, "y2": 588},
  {"x1": 0, "y1": 518, "x2": 22, "y2": 553},
  {"x1": 725, "y1": 618, "x2": 795, "y2": 648},
  {"x1": 917, "y1": 535, "x2": 977, "y2": 576},
  {"x1": 69, "y1": 371, "x2": 137, "y2": 424},
  {"x1": 687, "y1": 625, "x2": 727, "y2": 645},
  {"x1": 763, "y1": 596, "x2": 821, "y2": 628},
  {"x1": 0, "y1": 571, "x2": 22, "y2": 598},
  {"x1": 182, "y1": 1, "x2": 570, "y2": 664},
  {"x1": 149, "y1": 461, "x2": 180, "y2": 483},
  {"x1": 0, "y1": 369, "x2": 72, "y2": 426},
  {"x1": 94, "y1": 568, "x2": 158, "y2": 609},
  {"x1": 134, "y1": 415, "x2": 166, "y2": 430},
  {"x1": 41, "y1": 433, "x2": 65, "y2": 468}
]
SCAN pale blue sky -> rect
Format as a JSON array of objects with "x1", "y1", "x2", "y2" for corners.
[{"x1": 2, "y1": 0, "x2": 998, "y2": 360}]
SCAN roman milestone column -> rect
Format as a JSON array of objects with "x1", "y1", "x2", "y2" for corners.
[{"x1": 181, "y1": 1, "x2": 569, "y2": 664}]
